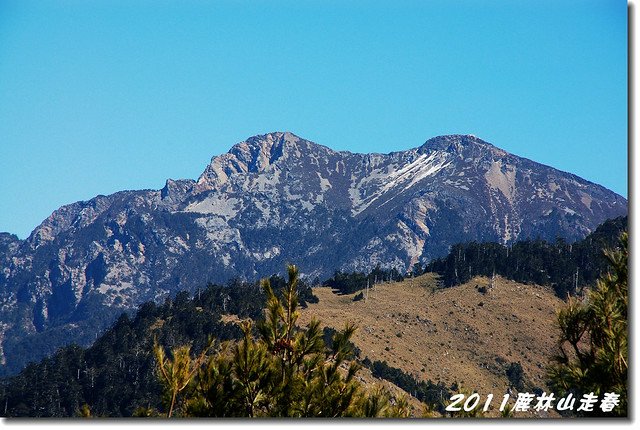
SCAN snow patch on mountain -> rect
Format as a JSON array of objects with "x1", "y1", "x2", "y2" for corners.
[{"x1": 350, "y1": 151, "x2": 451, "y2": 215}]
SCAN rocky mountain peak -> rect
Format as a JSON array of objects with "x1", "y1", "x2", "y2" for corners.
[
  {"x1": 231, "y1": 131, "x2": 341, "y2": 164},
  {"x1": 195, "y1": 131, "x2": 338, "y2": 192},
  {"x1": 228, "y1": 131, "x2": 295, "y2": 170},
  {"x1": 418, "y1": 134, "x2": 502, "y2": 156}
]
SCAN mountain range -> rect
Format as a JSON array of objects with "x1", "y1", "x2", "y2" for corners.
[{"x1": 0, "y1": 132, "x2": 627, "y2": 375}]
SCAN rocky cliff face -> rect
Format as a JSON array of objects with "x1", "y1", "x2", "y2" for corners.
[{"x1": 0, "y1": 132, "x2": 627, "y2": 375}]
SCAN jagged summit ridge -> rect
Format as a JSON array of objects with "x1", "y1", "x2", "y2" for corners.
[
  {"x1": 196, "y1": 132, "x2": 336, "y2": 191},
  {"x1": 194, "y1": 132, "x2": 480, "y2": 192}
]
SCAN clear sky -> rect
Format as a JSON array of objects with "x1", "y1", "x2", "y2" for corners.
[{"x1": 0, "y1": 0, "x2": 627, "y2": 239}]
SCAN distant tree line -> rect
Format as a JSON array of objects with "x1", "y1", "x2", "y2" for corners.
[
  {"x1": 325, "y1": 264, "x2": 405, "y2": 295},
  {"x1": 423, "y1": 217, "x2": 627, "y2": 298}
]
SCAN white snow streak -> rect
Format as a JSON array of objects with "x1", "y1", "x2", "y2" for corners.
[{"x1": 350, "y1": 152, "x2": 451, "y2": 215}]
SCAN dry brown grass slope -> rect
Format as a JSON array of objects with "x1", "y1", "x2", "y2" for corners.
[{"x1": 299, "y1": 273, "x2": 564, "y2": 402}]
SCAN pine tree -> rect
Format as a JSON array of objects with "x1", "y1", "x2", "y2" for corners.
[
  {"x1": 548, "y1": 232, "x2": 628, "y2": 416},
  {"x1": 153, "y1": 342, "x2": 210, "y2": 417},
  {"x1": 153, "y1": 264, "x2": 404, "y2": 417}
]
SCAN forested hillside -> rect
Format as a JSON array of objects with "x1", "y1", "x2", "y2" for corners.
[{"x1": 0, "y1": 276, "x2": 316, "y2": 417}]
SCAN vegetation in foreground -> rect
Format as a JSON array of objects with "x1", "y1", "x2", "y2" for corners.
[
  {"x1": 548, "y1": 232, "x2": 628, "y2": 417},
  {"x1": 147, "y1": 265, "x2": 410, "y2": 417}
]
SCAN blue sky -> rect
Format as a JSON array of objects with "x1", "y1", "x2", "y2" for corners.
[{"x1": 0, "y1": 0, "x2": 627, "y2": 239}]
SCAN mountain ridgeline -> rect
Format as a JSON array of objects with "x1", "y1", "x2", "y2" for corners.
[{"x1": 0, "y1": 132, "x2": 627, "y2": 376}]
